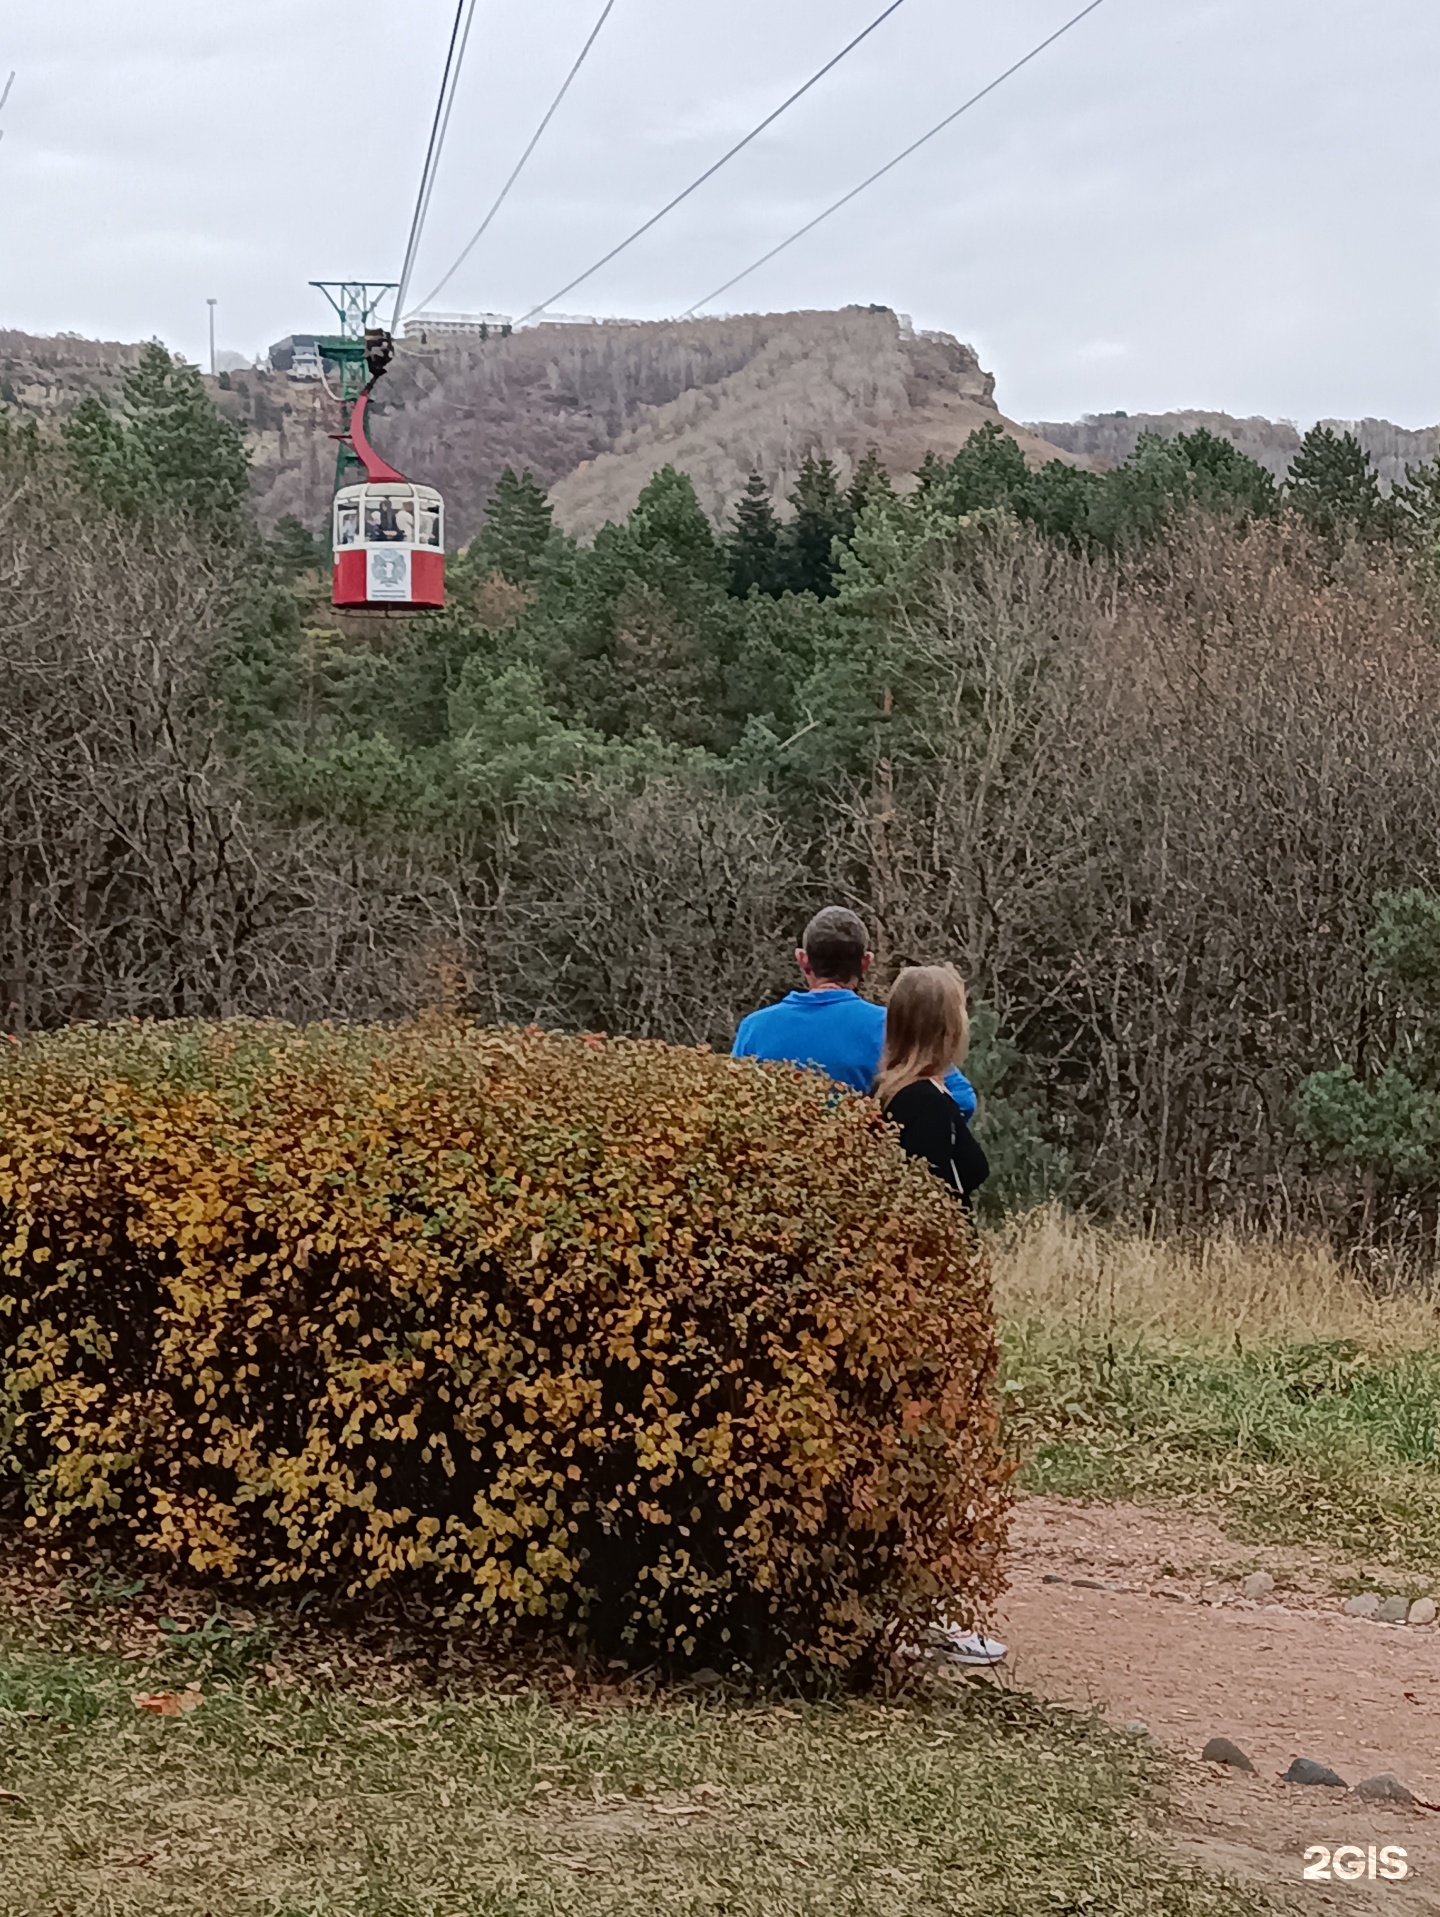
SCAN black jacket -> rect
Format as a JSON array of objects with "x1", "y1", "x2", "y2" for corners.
[{"x1": 884, "y1": 1079, "x2": 990, "y2": 1206}]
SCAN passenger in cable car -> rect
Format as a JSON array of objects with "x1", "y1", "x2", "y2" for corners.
[
  {"x1": 337, "y1": 504, "x2": 359, "y2": 546},
  {"x1": 418, "y1": 504, "x2": 439, "y2": 546},
  {"x1": 396, "y1": 500, "x2": 416, "y2": 542}
]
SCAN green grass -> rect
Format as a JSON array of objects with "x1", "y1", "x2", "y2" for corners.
[
  {"x1": 0, "y1": 1602, "x2": 1269, "y2": 1917},
  {"x1": 1003, "y1": 1324, "x2": 1440, "y2": 1568}
]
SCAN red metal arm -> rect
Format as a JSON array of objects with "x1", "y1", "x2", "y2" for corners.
[{"x1": 330, "y1": 378, "x2": 406, "y2": 484}]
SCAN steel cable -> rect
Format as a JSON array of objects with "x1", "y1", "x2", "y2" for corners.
[
  {"x1": 410, "y1": 0, "x2": 620, "y2": 318},
  {"x1": 393, "y1": 0, "x2": 481, "y2": 330},
  {"x1": 514, "y1": 0, "x2": 912, "y2": 326},
  {"x1": 683, "y1": 0, "x2": 1109, "y2": 315}
]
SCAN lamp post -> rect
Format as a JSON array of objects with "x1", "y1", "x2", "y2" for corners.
[{"x1": 207, "y1": 298, "x2": 217, "y2": 377}]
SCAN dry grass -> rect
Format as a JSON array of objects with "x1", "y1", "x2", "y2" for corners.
[
  {"x1": 992, "y1": 1209, "x2": 1440, "y2": 1569},
  {"x1": 0, "y1": 1611, "x2": 1272, "y2": 1917},
  {"x1": 989, "y1": 1205, "x2": 1440, "y2": 1351}
]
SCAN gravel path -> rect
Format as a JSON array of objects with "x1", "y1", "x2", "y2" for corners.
[{"x1": 993, "y1": 1498, "x2": 1440, "y2": 1909}]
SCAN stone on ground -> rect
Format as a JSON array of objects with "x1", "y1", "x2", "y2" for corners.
[
  {"x1": 1354, "y1": 1773, "x2": 1417, "y2": 1804},
  {"x1": 1202, "y1": 1736, "x2": 1256, "y2": 1772},
  {"x1": 1407, "y1": 1596, "x2": 1436, "y2": 1626},
  {"x1": 1283, "y1": 1757, "x2": 1347, "y2": 1787},
  {"x1": 1241, "y1": 1572, "x2": 1275, "y2": 1601},
  {"x1": 1377, "y1": 1595, "x2": 1409, "y2": 1623},
  {"x1": 1343, "y1": 1593, "x2": 1381, "y2": 1617}
]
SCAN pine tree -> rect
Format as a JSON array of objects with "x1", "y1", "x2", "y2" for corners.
[
  {"x1": 912, "y1": 450, "x2": 951, "y2": 502},
  {"x1": 726, "y1": 469, "x2": 783, "y2": 597},
  {"x1": 943, "y1": 421, "x2": 1030, "y2": 513},
  {"x1": 64, "y1": 341, "x2": 249, "y2": 522},
  {"x1": 1087, "y1": 428, "x2": 1276, "y2": 549},
  {"x1": 124, "y1": 342, "x2": 249, "y2": 518},
  {"x1": 1171, "y1": 427, "x2": 1277, "y2": 519},
  {"x1": 64, "y1": 396, "x2": 143, "y2": 508},
  {"x1": 1020, "y1": 460, "x2": 1102, "y2": 542},
  {"x1": 1390, "y1": 456, "x2": 1440, "y2": 551},
  {"x1": 470, "y1": 468, "x2": 555, "y2": 583},
  {"x1": 626, "y1": 465, "x2": 725, "y2": 585},
  {"x1": 909, "y1": 425, "x2": 1034, "y2": 522},
  {"x1": 1286, "y1": 426, "x2": 1384, "y2": 542},
  {"x1": 785, "y1": 453, "x2": 851, "y2": 597},
  {"x1": 846, "y1": 446, "x2": 893, "y2": 523},
  {"x1": 271, "y1": 514, "x2": 325, "y2": 579}
]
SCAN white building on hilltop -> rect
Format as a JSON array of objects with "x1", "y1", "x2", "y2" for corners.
[{"x1": 403, "y1": 311, "x2": 513, "y2": 341}]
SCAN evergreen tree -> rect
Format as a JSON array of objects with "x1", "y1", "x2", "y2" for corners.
[
  {"x1": 270, "y1": 514, "x2": 325, "y2": 579},
  {"x1": 523, "y1": 467, "x2": 734, "y2": 750},
  {"x1": 939, "y1": 421, "x2": 1030, "y2": 513},
  {"x1": 1390, "y1": 456, "x2": 1440, "y2": 551},
  {"x1": 1286, "y1": 426, "x2": 1384, "y2": 543},
  {"x1": 912, "y1": 451, "x2": 952, "y2": 503},
  {"x1": 64, "y1": 341, "x2": 249, "y2": 522},
  {"x1": 1171, "y1": 427, "x2": 1277, "y2": 519},
  {"x1": 64, "y1": 397, "x2": 143, "y2": 508},
  {"x1": 785, "y1": 453, "x2": 851, "y2": 597},
  {"x1": 846, "y1": 446, "x2": 894, "y2": 522},
  {"x1": 1087, "y1": 429, "x2": 1276, "y2": 549},
  {"x1": 470, "y1": 468, "x2": 555, "y2": 583},
  {"x1": 625, "y1": 464, "x2": 726, "y2": 586},
  {"x1": 1018, "y1": 458, "x2": 1102, "y2": 542},
  {"x1": 726, "y1": 469, "x2": 783, "y2": 598},
  {"x1": 909, "y1": 424, "x2": 1107, "y2": 542},
  {"x1": 1085, "y1": 434, "x2": 1188, "y2": 548},
  {"x1": 1298, "y1": 890, "x2": 1440, "y2": 1188}
]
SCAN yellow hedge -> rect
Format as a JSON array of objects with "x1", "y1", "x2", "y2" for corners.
[{"x1": 0, "y1": 1021, "x2": 1008, "y2": 1668}]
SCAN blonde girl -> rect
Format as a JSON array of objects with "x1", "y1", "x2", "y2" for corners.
[{"x1": 875, "y1": 965, "x2": 989, "y2": 1207}]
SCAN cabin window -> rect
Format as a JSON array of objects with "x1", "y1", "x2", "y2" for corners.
[{"x1": 335, "y1": 490, "x2": 444, "y2": 552}]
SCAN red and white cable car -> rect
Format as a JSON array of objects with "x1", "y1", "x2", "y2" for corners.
[{"x1": 330, "y1": 342, "x2": 445, "y2": 610}]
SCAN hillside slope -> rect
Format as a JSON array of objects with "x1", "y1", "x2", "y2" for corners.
[
  {"x1": 353, "y1": 306, "x2": 1075, "y2": 540},
  {"x1": 536, "y1": 309, "x2": 1074, "y2": 536},
  {"x1": 1, "y1": 311, "x2": 1073, "y2": 544}
]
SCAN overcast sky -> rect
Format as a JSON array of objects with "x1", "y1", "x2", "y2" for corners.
[{"x1": 3, "y1": 0, "x2": 1439, "y2": 426}]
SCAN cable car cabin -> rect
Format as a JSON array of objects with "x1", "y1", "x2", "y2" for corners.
[{"x1": 332, "y1": 482, "x2": 445, "y2": 608}]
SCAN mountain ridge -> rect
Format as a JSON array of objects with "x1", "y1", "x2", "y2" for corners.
[
  {"x1": 0, "y1": 310, "x2": 1073, "y2": 542},
  {"x1": 1030, "y1": 408, "x2": 1440, "y2": 486},
  {"x1": 6, "y1": 318, "x2": 1440, "y2": 539}
]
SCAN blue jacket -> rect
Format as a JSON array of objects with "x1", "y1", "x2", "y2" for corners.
[{"x1": 731, "y1": 988, "x2": 977, "y2": 1115}]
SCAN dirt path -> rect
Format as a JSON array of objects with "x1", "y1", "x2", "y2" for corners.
[{"x1": 993, "y1": 1498, "x2": 1440, "y2": 1911}]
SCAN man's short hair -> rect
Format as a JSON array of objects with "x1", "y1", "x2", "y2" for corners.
[{"x1": 802, "y1": 906, "x2": 870, "y2": 986}]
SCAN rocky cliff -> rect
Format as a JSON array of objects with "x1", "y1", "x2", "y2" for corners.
[{"x1": 0, "y1": 328, "x2": 145, "y2": 415}]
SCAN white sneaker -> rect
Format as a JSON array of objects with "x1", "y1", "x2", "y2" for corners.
[{"x1": 927, "y1": 1624, "x2": 1008, "y2": 1666}]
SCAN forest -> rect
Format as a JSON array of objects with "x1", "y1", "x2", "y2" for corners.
[{"x1": 4, "y1": 342, "x2": 1440, "y2": 1248}]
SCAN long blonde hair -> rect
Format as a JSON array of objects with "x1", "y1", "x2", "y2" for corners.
[{"x1": 876, "y1": 964, "x2": 970, "y2": 1108}]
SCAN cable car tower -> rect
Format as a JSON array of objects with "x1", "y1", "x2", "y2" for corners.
[{"x1": 314, "y1": 280, "x2": 444, "y2": 611}]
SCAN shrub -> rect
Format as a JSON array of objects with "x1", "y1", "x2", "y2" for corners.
[{"x1": 0, "y1": 1021, "x2": 1007, "y2": 1670}]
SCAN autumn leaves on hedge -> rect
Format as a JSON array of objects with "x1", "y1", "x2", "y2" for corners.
[{"x1": 0, "y1": 1021, "x2": 1007, "y2": 1668}]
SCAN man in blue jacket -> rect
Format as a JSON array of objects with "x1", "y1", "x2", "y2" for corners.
[
  {"x1": 732, "y1": 905, "x2": 977, "y2": 1115},
  {"x1": 731, "y1": 904, "x2": 1003, "y2": 1669}
]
